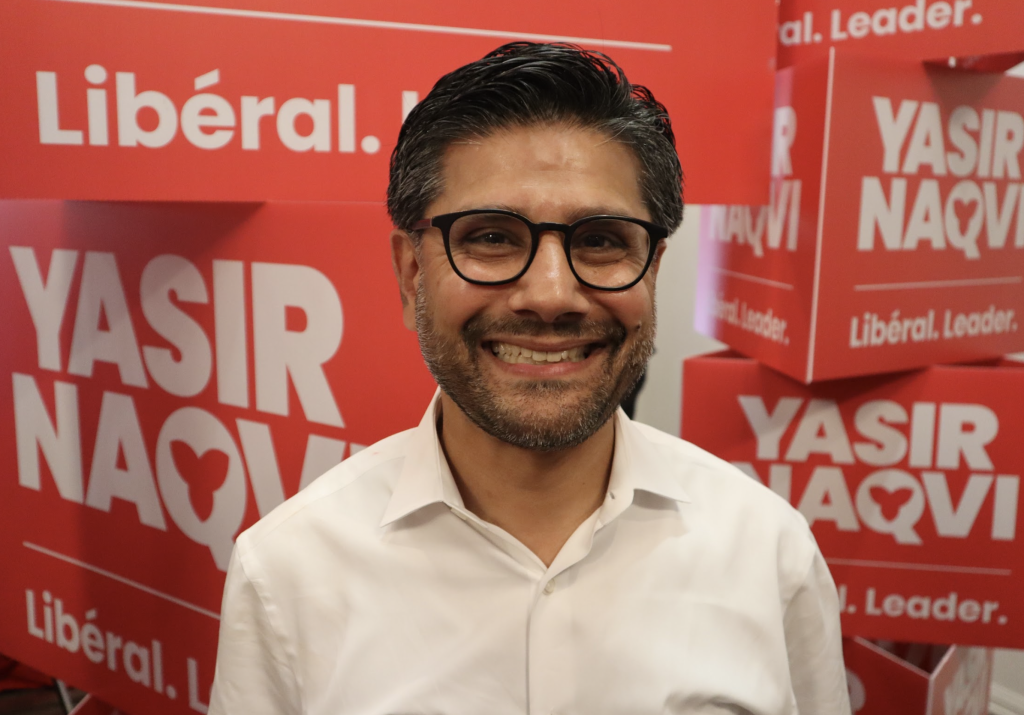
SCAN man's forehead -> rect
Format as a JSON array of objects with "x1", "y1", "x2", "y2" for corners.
[
  {"x1": 443, "y1": 122, "x2": 629, "y2": 164},
  {"x1": 429, "y1": 123, "x2": 648, "y2": 221}
]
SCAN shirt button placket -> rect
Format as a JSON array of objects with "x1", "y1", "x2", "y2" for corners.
[{"x1": 529, "y1": 574, "x2": 572, "y2": 715}]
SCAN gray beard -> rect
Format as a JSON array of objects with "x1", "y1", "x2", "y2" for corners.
[{"x1": 415, "y1": 284, "x2": 655, "y2": 451}]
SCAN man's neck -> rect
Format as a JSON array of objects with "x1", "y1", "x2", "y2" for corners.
[{"x1": 437, "y1": 393, "x2": 615, "y2": 568}]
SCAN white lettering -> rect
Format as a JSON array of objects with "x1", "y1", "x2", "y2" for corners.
[
  {"x1": 873, "y1": 97, "x2": 918, "y2": 173},
  {"x1": 116, "y1": 72, "x2": 177, "y2": 148},
  {"x1": 67, "y1": 252, "x2": 148, "y2": 388},
  {"x1": 36, "y1": 72, "x2": 84, "y2": 145},
  {"x1": 13, "y1": 375, "x2": 83, "y2": 502},
  {"x1": 785, "y1": 399, "x2": 855, "y2": 464},
  {"x1": 738, "y1": 396, "x2": 802, "y2": 460},
  {"x1": 252, "y1": 263, "x2": 344, "y2": 427},
  {"x1": 85, "y1": 391, "x2": 167, "y2": 530},
  {"x1": 936, "y1": 403, "x2": 997, "y2": 470},
  {"x1": 140, "y1": 255, "x2": 212, "y2": 398},
  {"x1": 276, "y1": 98, "x2": 330, "y2": 152},
  {"x1": 10, "y1": 247, "x2": 79, "y2": 372},
  {"x1": 155, "y1": 407, "x2": 246, "y2": 571}
]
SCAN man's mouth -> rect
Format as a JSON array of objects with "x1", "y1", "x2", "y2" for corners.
[{"x1": 487, "y1": 341, "x2": 597, "y2": 365}]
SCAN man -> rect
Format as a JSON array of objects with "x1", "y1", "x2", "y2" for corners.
[{"x1": 209, "y1": 43, "x2": 851, "y2": 714}]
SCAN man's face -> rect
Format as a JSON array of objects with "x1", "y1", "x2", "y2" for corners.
[{"x1": 392, "y1": 123, "x2": 665, "y2": 450}]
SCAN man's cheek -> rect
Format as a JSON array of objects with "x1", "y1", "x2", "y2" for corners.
[{"x1": 609, "y1": 300, "x2": 652, "y2": 333}]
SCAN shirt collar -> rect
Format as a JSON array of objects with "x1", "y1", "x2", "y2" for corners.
[
  {"x1": 380, "y1": 390, "x2": 690, "y2": 528},
  {"x1": 608, "y1": 406, "x2": 691, "y2": 505},
  {"x1": 380, "y1": 390, "x2": 463, "y2": 526}
]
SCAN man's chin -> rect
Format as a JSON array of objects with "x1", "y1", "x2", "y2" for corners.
[
  {"x1": 491, "y1": 380, "x2": 601, "y2": 413},
  {"x1": 474, "y1": 413, "x2": 612, "y2": 452},
  {"x1": 456, "y1": 385, "x2": 622, "y2": 451}
]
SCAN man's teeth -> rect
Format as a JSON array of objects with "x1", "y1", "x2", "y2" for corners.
[{"x1": 490, "y1": 342, "x2": 587, "y2": 365}]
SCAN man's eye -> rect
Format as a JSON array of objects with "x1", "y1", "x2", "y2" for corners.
[
  {"x1": 461, "y1": 230, "x2": 522, "y2": 247},
  {"x1": 469, "y1": 231, "x2": 512, "y2": 244},
  {"x1": 578, "y1": 232, "x2": 625, "y2": 249}
]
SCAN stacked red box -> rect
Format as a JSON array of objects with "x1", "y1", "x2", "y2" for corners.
[
  {"x1": 844, "y1": 639, "x2": 993, "y2": 715},
  {"x1": 685, "y1": 5, "x2": 1024, "y2": 710},
  {"x1": 683, "y1": 352, "x2": 1023, "y2": 648},
  {"x1": 776, "y1": 0, "x2": 1024, "y2": 70},
  {"x1": 694, "y1": 51, "x2": 1024, "y2": 383},
  {"x1": 680, "y1": 351, "x2": 1020, "y2": 711}
]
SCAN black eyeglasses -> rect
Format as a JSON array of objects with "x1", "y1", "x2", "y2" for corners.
[{"x1": 412, "y1": 209, "x2": 668, "y2": 291}]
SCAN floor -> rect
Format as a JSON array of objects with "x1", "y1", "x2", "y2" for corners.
[{"x1": 0, "y1": 686, "x2": 84, "y2": 715}]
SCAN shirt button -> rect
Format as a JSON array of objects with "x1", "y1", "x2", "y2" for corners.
[{"x1": 543, "y1": 580, "x2": 556, "y2": 595}]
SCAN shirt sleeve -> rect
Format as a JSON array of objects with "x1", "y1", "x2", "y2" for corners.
[
  {"x1": 784, "y1": 545, "x2": 853, "y2": 715},
  {"x1": 208, "y1": 540, "x2": 301, "y2": 715}
]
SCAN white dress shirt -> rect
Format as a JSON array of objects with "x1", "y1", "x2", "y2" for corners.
[{"x1": 209, "y1": 393, "x2": 851, "y2": 715}]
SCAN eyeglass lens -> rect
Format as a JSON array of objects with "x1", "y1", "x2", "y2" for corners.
[{"x1": 447, "y1": 213, "x2": 651, "y2": 289}]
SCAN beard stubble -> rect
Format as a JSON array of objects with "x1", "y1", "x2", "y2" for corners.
[{"x1": 414, "y1": 283, "x2": 655, "y2": 451}]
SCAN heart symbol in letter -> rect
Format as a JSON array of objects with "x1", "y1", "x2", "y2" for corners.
[
  {"x1": 952, "y1": 197, "x2": 979, "y2": 237},
  {"x1": 170, "y1": 441, "x2": 230, "y2": 521},
  {"x1": 869, "y1": 486, "x2": 914, "y2": 522}
]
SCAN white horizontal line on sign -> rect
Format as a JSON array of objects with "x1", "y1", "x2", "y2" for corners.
[
  {"x1": 854, "y1": 276, "x2": 1024, "y2": 291},
  {"x1": 827, "y1": 557, "x2": 1011, "y2": 576},
  {"x1": 23, "y1": 541, "x2": 221, "y2": 621},
  {"x1": 714, "y1": 267, "x2": 795, "y2": 290},
  {"x1": 47, "y1": 0, "x2": 673, "y2": 52}
]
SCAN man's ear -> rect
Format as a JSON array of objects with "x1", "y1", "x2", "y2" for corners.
[
  {"x1": 390, "y1": 228, "x2": 420, "y2": 331},
  {"x1": 648, "y1": 239, "x2": 669, "y2": 281}
]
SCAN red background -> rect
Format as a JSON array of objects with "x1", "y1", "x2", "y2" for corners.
[
  {"x1": 0, "y1": 0, "x2": 778, "y2": 205},
  {"x1": 0, "y1": 201, "x2": 436, "y2": 714}
]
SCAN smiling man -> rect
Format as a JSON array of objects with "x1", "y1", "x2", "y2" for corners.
[{"x1": 209, "y1": 43, "x2": 851, "y2": 715}]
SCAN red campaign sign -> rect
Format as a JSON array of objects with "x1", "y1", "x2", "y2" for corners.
[
  {"x1": 843, "y1": 639, "x2": 992, "y2": 715},
  {"x1": 0, "y1": 200, "x2": 436, "y2": 715},
  {"x1": 682, "y1": 352, "x2": 1024, "y2": 648},
  {"x1": 0, "y1": 0, "x2": 777, "y2": 205},
  {"x1": 778, "y1": 0, "x2": 1024, "y2": 68},
  {"x1": 695, "y1": 52, "x2": 1024, "y2": 383}
]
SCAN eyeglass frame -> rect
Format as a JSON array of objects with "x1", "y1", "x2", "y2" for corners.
[{"x1": 410, "y1": 208, "x2": 669, "y2": 292}]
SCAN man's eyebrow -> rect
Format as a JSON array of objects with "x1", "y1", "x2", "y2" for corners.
[
  {"x1": 563, "y1": 206, "x2": 639, "y2": 222},
  {"x1": 451, "y1": 203, "x2": 521, "y2": 214},
  {"x1": 448, "y1": 204, "x2": 640, "y2": 222}
]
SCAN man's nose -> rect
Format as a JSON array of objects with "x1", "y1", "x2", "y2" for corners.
[{"x1": 506, "y1": 232, "x2": 590, "y2": 322}]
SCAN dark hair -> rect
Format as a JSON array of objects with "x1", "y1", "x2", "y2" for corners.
[{"x1": 387, "y1": 42, "x2": 684, "y2": 233}]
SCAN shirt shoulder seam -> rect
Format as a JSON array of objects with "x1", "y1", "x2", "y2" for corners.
[
  {"x1": 245, "y1": 451, "x2": 407, "y2": 548},
  {"x1": 235, "y1": 536, "x2": 305, "y2": 711},
  {"x1": 781, "y1": 528, "x2": 821, "y2": 612}
]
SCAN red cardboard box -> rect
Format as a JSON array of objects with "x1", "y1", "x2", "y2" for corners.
[
  {"x1": 777, "y1": 0, "x2": 1024, "y2": 69},
  {"x1": 695, "y1": 51, "x2": 1024, "y2": 382},
  {"x1": 844, "y1": 638, "x2": 992, "y2": 715},
  {"x1": 0, "y1": 200, "x2": 435, "y2": 715},
  {"x1": 681, "y1": 351, "x2": 1024, "y2": 648}
]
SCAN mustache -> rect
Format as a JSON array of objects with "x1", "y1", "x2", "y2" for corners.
[{"x1": 461, "y1": 315, "x2": 628, "y2": 348}]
